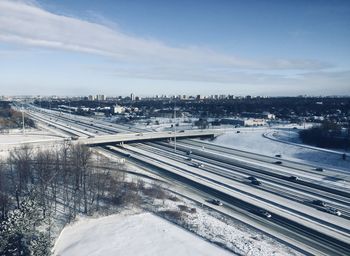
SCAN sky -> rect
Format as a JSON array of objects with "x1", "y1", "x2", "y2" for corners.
[{"x1": 0, "y1": 0, "x2": 349, "y2": 96}]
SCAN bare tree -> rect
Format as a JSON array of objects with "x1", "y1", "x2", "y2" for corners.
[
  {"x1": 70, "y1": 144, "x2": 92, "y2": 214},
  {"x1": 8, "y1": 145, "x2": 33, "y2": 205}
]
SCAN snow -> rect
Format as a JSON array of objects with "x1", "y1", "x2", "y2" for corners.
[
  {"x1": 0, "y1": 128, "x2": 65, "y2": 159},
  {"x1": 0, "y1": 126, "x2": 63, "y2": 145},
  {"x1": 211, "y1": 126, "x2": 350, "y2": 171},
  {"x1": 53, "y1": 213, "x2": 233, "y2": 256},
  {"x1": 151, "y1": 197, "x2": 303, "y2": 256}
]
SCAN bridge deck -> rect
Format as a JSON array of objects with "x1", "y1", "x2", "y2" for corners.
[{"x1": 79, "y1": 129, "x2": 222, "y2": 145}]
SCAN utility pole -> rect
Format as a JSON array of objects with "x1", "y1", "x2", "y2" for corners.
[
  {"x1": 174, "y1": 100, "x2": 176, "y2": 152},
  {"x1": 22, "y1": 104, "x2": 25, "y2": 135}
]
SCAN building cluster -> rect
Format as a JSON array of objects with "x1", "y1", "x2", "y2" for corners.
[
  {"x1": 88, "y1": 94, "x2": 106, "y2": 101},
  {"x1": 218, "y1": 112, "x2": 275, "y2": 127},
  {"x1": 147, "y1": 94, "x2": 264, "y2": 101},
  {"x1": 7, "y1": 93, "x2": 268, "y2": 103}
]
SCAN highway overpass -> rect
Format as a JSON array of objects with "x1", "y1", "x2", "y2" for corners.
[{"x1": 78, "y1": 129, "x2": 222, "y2": 145}]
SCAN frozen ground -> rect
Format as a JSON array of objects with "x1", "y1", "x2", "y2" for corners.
[
  {"x1": 53, "y1": 212, "x2": 233, "y2": 256},
  {"x1": 150, "y1": 196, "x2": 302, "y2": 256},
  {"x1": 211, "y1": 126, "x2": 349, "y2": 171},
  {"x1": 0, "y1": 127, "x2": 66, "y2": 160}
]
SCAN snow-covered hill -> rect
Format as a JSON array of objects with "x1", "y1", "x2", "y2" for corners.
[{"x1": 53, "y1": 213, "x2": 233, "y2": 256}]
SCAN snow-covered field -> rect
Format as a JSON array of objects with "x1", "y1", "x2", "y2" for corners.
[
  {"x1": 0, "y1": 128, "x2": 65, "y2": 159},
  {"x1": 211, "y1": 126, "x2": 350, "y2": 171},
  {"x1": 53, "y1": 212, "x2": 233, "y2": 256},
  {"x1": 148, "y1": 196, "x2": 302, "y2": 256}
]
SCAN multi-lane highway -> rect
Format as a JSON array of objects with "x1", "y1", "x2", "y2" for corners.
[{"x1": 22, "y1": 104, "x2": 350, "y2": 255}]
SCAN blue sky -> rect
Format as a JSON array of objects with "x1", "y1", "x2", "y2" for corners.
[{"x1": 0, "y1": 0, "x2": 349, "y2": 96}]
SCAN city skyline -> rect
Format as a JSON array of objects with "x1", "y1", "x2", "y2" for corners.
[{"x1": 0, "y1": 0, "x2": 349, "y2": 96}]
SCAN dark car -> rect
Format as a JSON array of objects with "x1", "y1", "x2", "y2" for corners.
[
  {"x1": 251, "y1": 180, "x2": 262, "y2": 186},
  {"x1": 315, "y1": 167, "x2": 324, "y2": 172},
  {"x1": 275, "y1": 154, "x2": 282, "y2": 158},
  {"x1": 288, "y1": 176, "x2": 299, "y2": 181},
  {"x1": 256, "y1": 209, "x2": 272, "y2": 218},
  {"x1": 312, "y1": 200, "x2": 326, "y2": 207},
  {"x1": 236, "y1": 131, "x2": 241, "y2": 133},
  {"x1": 325, "y1": 207, "x2": 341, "y2": 216},
  {"x1": 210, "y1": 199, "x2": 223, "y2": 206},
  {"x1": 274, "y1": 161, "x2": 282, "y2": 165},
  {"x1": 186, "y1": 150, "x2": 193, "y2": 155},
  {"x1": 188, "y1": 162, "x2": 204, "y2": 168}
]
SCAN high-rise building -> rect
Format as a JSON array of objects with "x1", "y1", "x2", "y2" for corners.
[
  {"x1": 96, "y1": 94, "x2": 105, "y2": 101},
  {"x1": 196, "y1": 95, "x2": 204, "y2": 100},
  {"x1": 131, "y1": 93, "x2": 135, "y2": 101}
]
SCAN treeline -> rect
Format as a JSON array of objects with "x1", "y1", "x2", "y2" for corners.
[
  {"x1": 0, "y1": 101, "x2": 35, "y2": 131},
  {"x1": 0, "y1": 143, "x2": 163, "y2": 255},
  {"x1": 126, "y1": 97, "x2": 350, "y2": 119},
  {"x1": 299, "y1": 122, "x2": 350, "y2": 149},
  {"x1": 35, "y1": 97, "x2": 350, "y2": 120}
]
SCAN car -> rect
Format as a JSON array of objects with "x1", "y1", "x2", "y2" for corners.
[
  {"x1": 186, "y1": 150, "x2": 192, "y2": 155},
  {"x1": 251, "y1": 180, "x2": 262, "y2": 186},
  {"x1": 312, "y1": 200, "x2": 326, "y2": 207},
  {"x1": 186, "y1": 157, "x2": 192, "y2": 161},
  {"x1": 188, "y1": 162, "x2": 204, "y2": 168},
  {"x1": 236, "y1": 130, "x2": 241, "y2": 133},
  {"x1": 247, "y1": 176, "x2": 258, "y2": 181},
  {"x1": 288, "y1": 176, "x2": 299, "y2": 181},
  {"x1": 179, "y1": 130, "x2": 185, "y2": 133},
  {"x1": 325, "y1": 207, "x2": 341, "y2": 216},
  {"x1": 256, "y1": 209, "x2": 272, "y2": 218},
  {"x1": 95, "y1": 131, "x2": 99, "y2": 133},
  {"x1": 275, "y1": 154, "x2": 282, "y2": 158},
  {"x1": 188, "y1": 162, "x2": 196, "y2": 167},
  {"x1": 274, "y1": 161, "x2": 282, "y2": 165},
  {"x1": 315, "y1": 167, "x2": 324, "y2": 172},
  {"x1": 210, "y1": 199, "x2": 223, "y2": 206}
]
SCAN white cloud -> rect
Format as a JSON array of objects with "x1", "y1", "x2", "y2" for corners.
[
  {"x1": 0, "y1": 0, "x2": 331, "y2": 71},
  {"x1": 2, "y1": 0, "x2": 347, "y2": 96}
]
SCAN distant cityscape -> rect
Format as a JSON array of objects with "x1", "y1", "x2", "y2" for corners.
[{"x1": 1, "y1": 93, "x2": 348, "y2": 102}]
